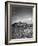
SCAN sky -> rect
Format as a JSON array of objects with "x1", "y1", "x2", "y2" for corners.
[{"x1": 10, "y1": 5, "x2": 33, "y2": 24}]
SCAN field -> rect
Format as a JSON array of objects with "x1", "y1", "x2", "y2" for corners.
[{"x1": 10, "y1": 22, "x2": 33, "y2": 39}]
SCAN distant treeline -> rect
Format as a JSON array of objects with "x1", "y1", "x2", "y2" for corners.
[{"x1": 12, "y1": 22, "x2": 33, "y2": 29}]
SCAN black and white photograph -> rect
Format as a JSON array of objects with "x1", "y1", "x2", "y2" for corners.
[
  {"x1": 5, "y1": 1, "x2": 37, "y2": 44},
  {"x1": 10, "y1": 4, "x2": 33, "y2": 39}
]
